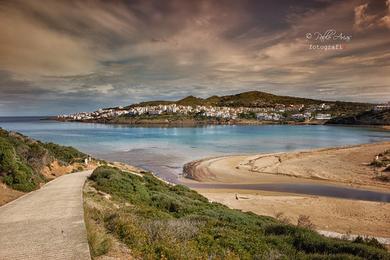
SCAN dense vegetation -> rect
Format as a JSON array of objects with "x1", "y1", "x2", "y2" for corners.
[
  {"x1": 327, "y1": 109, "x2": 390, "y2": 125},
  {"x1": 85, "y1": 166, "x2": 389, "y2": 259},
  {"x1": 0, "y1": 128, "x2": 86, "y2": 191}
]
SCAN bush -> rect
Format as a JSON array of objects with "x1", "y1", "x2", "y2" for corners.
[
  {"x1": 353, "y1": 236, "x2": 385, "y2": 250},
  {"x1": 297, "y1": 215, "x2": 316, "y2": 230},
  {"x1": 27, "y1": 143, "x2": 51, "y2": 170},
  {"x1": 375, "y1": 172, "x2": 390, "y2": 182},
  {"x1": 0, "y1": 137, "x2": 40, "y2": 191},
  {"x1": 0, "y1": 128, "x2": 87, "y2": 191},
  {"x1": 0, "y1": 137, "x2": 18, "y2": 173},
  {"x1": 43, "y1": 142, "x2": 86, "y2": 164}
]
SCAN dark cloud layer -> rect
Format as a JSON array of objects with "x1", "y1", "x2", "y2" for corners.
[{"x1": 0, "y1": 0, "x2": 389, "y2": 115}]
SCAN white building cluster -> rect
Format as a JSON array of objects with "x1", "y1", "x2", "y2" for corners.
[
  {"x1": 374, "y1": 102, "x2": 390, "y2": 111},
  {"x1": 58, "y1": 103, "x2": 334, "y2": 122}
]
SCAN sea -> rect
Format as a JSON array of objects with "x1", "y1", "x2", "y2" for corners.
[
  {"x1": 1, "y1": 116, "x2": 390, "y2": 201},
  {"x1": 1, "y1": 116, "x2": 390, "y2": 181}
]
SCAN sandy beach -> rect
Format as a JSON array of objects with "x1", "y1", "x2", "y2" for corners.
[
  {"x1": 181, "y1": 142, "x2": 390, "y2": 239},
  {"x1": 183, "y1": 142, "x2": 390, "y2": 189}
]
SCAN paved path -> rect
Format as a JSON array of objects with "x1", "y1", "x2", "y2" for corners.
[{"x1": 0, "y1": 170, "x2": 92, "y2": 260}]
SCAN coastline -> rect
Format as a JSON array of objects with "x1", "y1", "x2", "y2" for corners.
[
  {"x1": 181, "y1": 141, "x2": 390, "y2": 238},
  {"x1": 56, "y1": 117, "x2": 321, "y2": 126},
  {"x1": 55, "y1": 117, "x2": 390, "y2": 130},
  {"x1": 182, "y1": 142, "x2": 390, "y2": 190}
]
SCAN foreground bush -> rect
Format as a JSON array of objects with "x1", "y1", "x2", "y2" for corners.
[
  {"x1": 87, "y1": 166, "x2": 389, "y2": 259},
  {"x1": 0, "y1": 137, "x2": 42, "y2": 191},
  {"x1": 43, "y1": 142, "x2": 86, "y2": 164},
  {"x1": 0, "y1": 128, "x2": 87, "y2": 191}
]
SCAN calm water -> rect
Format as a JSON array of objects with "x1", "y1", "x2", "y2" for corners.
[
  {"x1": 1, "y1": 117, "x2": 390, "y2": 201},
  {"x1": 188, "y1": 183, "x2": 390, "y2": 202}
]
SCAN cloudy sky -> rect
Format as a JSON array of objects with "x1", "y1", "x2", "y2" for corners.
[{"x1": 0, "y1": 0, "x2": 389, "y2": 115}]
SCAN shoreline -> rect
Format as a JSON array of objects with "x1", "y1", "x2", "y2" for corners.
[
  {"x1": 182, "y1": 142, "x2": 390, "y2": 191},
  {"x1": 181, "y1": 141, "x2": 390, "y2": 238},
  {"x1": 54, "y1": 117, "x2": 390, "y2": 129},
  {"x1": 55, "y1": 117, "x2": 322, "y2": 126}
]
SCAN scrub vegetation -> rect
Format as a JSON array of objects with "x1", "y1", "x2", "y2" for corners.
[
  {"x1": 84, "y1": 166, "x2": 389, "y2": 259},
  {"x1": 372, "y1": 149, "x2": 390, "y2": 182},
  {"x1": 0, "y1": 128, "x2": 86, "y2": 191}
]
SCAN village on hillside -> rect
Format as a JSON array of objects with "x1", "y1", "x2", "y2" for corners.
[
  {"x1": 58, "y1": 101, "x2": 390, "y2": 123},
  {"x1": 58, "y1": 103, "x2": 336, "y2": 122}
]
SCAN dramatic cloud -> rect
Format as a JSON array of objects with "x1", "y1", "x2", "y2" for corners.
[
  {"x1": 379, "y1": 0, "x2": 390, "y2": 28},
  {"x1": 0, "y1": 0, "x2": 389, "y2": 115},
  {"x1": 354, "y1": 0, "x2": 390, "y2": 30}
]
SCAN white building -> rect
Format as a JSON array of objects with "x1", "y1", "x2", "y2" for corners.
[
  {"x1": 374, "y1": 102, "x2": 390, "y2": 111},
  {"x1": 315, "y1": 113, "x2": 332, "y2": 120}
]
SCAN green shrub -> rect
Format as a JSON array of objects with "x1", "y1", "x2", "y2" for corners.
[
  {"x1": 0, "y1": 137, "x2": 40, "y2": 191},
  {"x1": 43, "y1": 142, "x2": 86, "y2": 164},
  {"x1": 353, "y1": 236, "x2": 385, "y2": 250},
  {"x1": 0, "y1": 137, "x2": 18, "y2": 173},
  {"x1": 0, "y1": 128, "x2": 87, "y2": 191},
  {"x1": 87, "y1": 166, "x2": 390, "y2": 259},
  {"x1": 26, "y1": 143, "x2": 51, "y2": 170}
]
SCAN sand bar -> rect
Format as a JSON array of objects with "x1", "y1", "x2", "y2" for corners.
[{"x1": 181, "y1": 142, "x2": 390, "y2": 239}]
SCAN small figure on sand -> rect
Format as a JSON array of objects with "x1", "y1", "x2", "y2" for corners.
[{"x1": 235, "y1": 193, "x2": 239, "y2": 200}]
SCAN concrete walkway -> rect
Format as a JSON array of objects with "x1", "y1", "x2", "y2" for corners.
[{"x1": 0, "y1": 170, "x2": 92, "y2": 260}]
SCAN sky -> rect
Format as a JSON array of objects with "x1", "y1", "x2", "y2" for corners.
[{"x1": 0, "y1": 0, "x2": 389, "y2": 116}]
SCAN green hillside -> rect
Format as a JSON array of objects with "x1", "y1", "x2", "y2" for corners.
[
  {"x1": 0, "y1": 128, "x2": 86, "y2": 191},
  {"x1": 127, "y1": 91, "x2": 373, "y2": 110},
  {"x1": 84, "y1": 166, "x2": 389, "y2": 259},
  {"x1": 327, "y1": 109, "x2": 390, "y2": 125}
]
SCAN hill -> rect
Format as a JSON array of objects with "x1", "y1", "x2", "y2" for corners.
[
  {"x1": 84, "y1": 166, "x2": 389, "y2": 259},
  {"x1": 0, "y1": 128, "x2": 87, "y2": 193},
  {"x1": 60, "y1": 91, "x2": 384, "y2": 125},
  {"x1": 327, "y1": 109, "x2": 390, "y2": 125},
  {"x1": 127, "y1": 91, "x2": 373, "y2": 109}
]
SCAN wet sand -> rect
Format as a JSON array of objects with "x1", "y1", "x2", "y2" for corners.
[{"x1": 198, "y1": 188, "x2": 390, "y2": 239}]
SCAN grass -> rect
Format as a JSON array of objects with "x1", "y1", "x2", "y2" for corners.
[
  {"x1": 85, "y1": 166, "x2": 390, "y2": 259},
  {"x1": 84, "y1": 199, "x2": 112, "y2": 257}
]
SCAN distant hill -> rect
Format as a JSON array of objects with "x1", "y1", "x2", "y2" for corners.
[
  {"x1": 126, "y1": 90, "x2": 373, "y2": 110},
  {"x1": 0, "y1": 128, "x2": 87, "y2": 192},
  {"x1": 61, "y1": 91, "x2": 384, "y2": 125},
  {"x1": 327, "y1": 109, "x2": 390, "y2": 125}
]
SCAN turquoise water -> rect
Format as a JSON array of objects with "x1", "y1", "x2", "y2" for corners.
[{"x1": 1, "y1": 117, "x2": 390, "y2": 184}]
